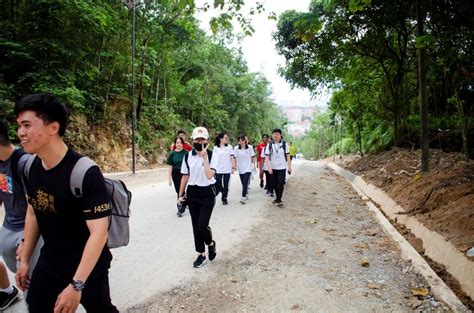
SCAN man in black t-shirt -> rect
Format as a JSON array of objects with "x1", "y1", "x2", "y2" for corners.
[{"x1": 14, "y1": 94, "x2": 118, "y2": 312}]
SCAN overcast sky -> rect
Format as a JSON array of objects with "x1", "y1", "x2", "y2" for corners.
[{"x1": 196, "y1": 1, "x2": 331, "y2": 108}]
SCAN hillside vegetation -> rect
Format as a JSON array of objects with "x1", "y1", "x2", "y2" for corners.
[{"x1": 0, "y1": 1, "x2": 285, "y2": 168}]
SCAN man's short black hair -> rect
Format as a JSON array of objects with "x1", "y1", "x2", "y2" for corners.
[
  {"x1": 14, "y1": 93, "x2": 69, "y2": 136},
  {"x1": 272, "y1": 128, "x2": 282, "y2": 134},
  {"x1": 177, "y1": 130, "x2": 186, "y2": 135},
  {"x1": 262, "y1": 134, "x2": 269, "y2": 139},
  {"x1": 0, "y1": 120, "x2": 11, "y2": 147}
]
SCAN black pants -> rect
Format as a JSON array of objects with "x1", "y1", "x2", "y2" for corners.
[
  {"x1": 187, "y1": 185, "x2": 216, "y2": 253},
  {"x1": 27, "y1": 266, "x2": 117, "y2": 313},
  {"x1": 272, "y1": 169, "x2": 286, "y2": 202},
  {"x1": 264, "y1": 170, "x2": 273, "y2": 193},
  {"x1": 171, "y1": 168, "x2": 182, "y2": 195},
  {"x1": 215, "y1": 173, "x2": 230, "y2": 201},
  {"x1": 239, "y1": 172, "x2": 251, "y2": 197}
]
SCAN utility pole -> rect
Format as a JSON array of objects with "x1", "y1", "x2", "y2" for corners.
[
  {"x1": 124, "y1": 0, "x2": 137, "y2": 174},
  {"x1": 132, "y1": 0, "x2": 137, "y2": 174}
]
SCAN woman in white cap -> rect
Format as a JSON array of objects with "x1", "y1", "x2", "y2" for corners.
[{"x1": 178, "y1": 126, "x2": 218, "y2": 268}]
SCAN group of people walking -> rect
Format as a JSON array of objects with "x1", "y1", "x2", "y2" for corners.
[
  {"x1": 167, "y1": 127, "x2": 293, "y2": 269},
  {"x1": 167, "y1": 129, "x2": 293, "y2": 210}
]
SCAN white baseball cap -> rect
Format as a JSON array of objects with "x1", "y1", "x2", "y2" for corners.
[{"x1": 191, "y1": 126, "x2": 209, "y2": 139}]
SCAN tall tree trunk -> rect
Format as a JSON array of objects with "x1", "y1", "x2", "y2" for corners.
[
  {"x1": 358, "y1": 116, "x2": 363, "y2": 156},
  {"x1": 339, "y1": 116, "x2": 343, "y2": 157},
  {"x1": 164, "y1": 67, "x2": 168, "y2": 107},
  {"x1": 454, "y1": 90, "x2": 469, "y2": 161},
  {"x1": 154, "y1": 69, "x2": 160, "y2": 116},
  {"x1": 417, "y1": 0, "x2": 429, "y2": 172},
  {"x1": 393, "y1": 108, "x2": 400, "y2": 146}
]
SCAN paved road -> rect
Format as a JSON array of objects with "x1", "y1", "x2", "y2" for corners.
[{"x1": 3, "y1": 161, "x2": 299, "y2": 312}]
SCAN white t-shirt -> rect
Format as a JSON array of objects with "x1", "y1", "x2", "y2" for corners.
[
  {"x1": 260, "y1": 148, "x2": 268, "y2": 171},
  {"x1": 234, "y1": 145, "x2": 255, "y2": 174},
  {"x1": 264, "y1": 141, "x2": 289, "y2": 170},
  {"x1": 180, "y1": 150, "x2": 218, "y2": 186},
  {"x1": 212, "y1": 145, "x2": 235, "y2": 174}
]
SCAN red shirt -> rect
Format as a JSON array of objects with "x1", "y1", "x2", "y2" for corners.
[
  {"x1": 171, "y1": 142, "x2": 192, "y2": 151},
  {"x1": 256, "y1": 142, "x2": 267, "y2": 162}
]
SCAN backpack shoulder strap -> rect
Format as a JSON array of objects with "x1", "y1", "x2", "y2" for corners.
[
  {"x1": 207, "y1": 149, "x2": 213, "y2": 162},
  {"x1": 184, "y1": 151, "x2": 190, "y2": 173},
  {"x1": 17, "y1": 153, "x2": 34, "y2": 193},
  {"x1": 22, "y1": 154, "x2": 36, "y2": 180},
  {"x1": 17, "y1": 153, "x2": 31, "y2": 178},
  {"x1": 70, "y1": 157, "x2": 97, "y2": 197}
]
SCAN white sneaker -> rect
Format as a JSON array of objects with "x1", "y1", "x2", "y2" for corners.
[{"x1": 239, "y1": 197, "x2": 246, "y2": 204}]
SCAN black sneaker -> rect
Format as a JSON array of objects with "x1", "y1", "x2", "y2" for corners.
[
  {"x1": 177, "y1": 205, "x2": 186, "y2": 215},
  {"x1": 193, "y1": 255, "x2": 207, "y2": 268},
  {"x1": 222, "y1": 199, "x2": 228, "y2": 205},
  {"x1": 0, "y1": 286, "x2": 19, "y2": 310},
  {"x1": 208, "y1": 240, "x2": 217, "y2": 261},
  {"x1": 260, "y1": 180, "x2": 264, "y2": 188}
]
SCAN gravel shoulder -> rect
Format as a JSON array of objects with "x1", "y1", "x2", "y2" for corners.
[{"x1": 127, "y1": 161, "x2": 449, "y2": 312}]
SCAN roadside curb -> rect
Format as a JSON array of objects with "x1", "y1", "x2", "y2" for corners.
[
  {"x1": 104, "y1": 167, "x2": 168, "y2": 180},
  {"x1": 325, "y1": 161, "x2": 470, "y2": 312}
]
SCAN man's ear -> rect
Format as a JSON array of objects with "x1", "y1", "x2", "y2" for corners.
[{"x1": 48, "y1": 121, "x2": 61, "y2": 135}]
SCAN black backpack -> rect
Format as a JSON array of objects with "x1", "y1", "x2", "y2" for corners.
[{"x1": 268, "y1": 140, "x2": 288, "y2": 162}]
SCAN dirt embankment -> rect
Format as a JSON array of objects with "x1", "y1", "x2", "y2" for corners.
[
  {"x1": 341, "y1": 148, "x2": 474, "y2": 253},
  {"x1": 64, "y1": 97, "x2": 169, "y2": 172}
]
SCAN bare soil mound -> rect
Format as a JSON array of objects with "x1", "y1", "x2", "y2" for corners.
[{"x1": 341, "y1": 148, "x2": 474, "y2": 253}]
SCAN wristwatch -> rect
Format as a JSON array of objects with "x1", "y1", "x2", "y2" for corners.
[{"x1": 71, "y1": 279, "x2": 85, "y2": 292}]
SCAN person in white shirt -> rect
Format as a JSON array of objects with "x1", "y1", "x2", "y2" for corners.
[
  {"x1": 213, "y1": 132, "x2": 236, "y2": 205},
  {"x1": 260, "y1": 144, "x2": 274, "y2": 197},
  {"x1": 178, "y1": 127, "x2": 218, "y2": 268},
  {"x1": 264, "y1": 129, "x2": 292, "y2": 207},
  {"x1": 234, "y1": 135, "x2": 256, "y2": 204}
]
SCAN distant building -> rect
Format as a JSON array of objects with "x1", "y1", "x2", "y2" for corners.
[
  {"x1": 282, "y1": 106, "x2": 316, "y2": 123},
  {"x1": 282, "y1": 106, "x2": 322, "y2": 137}
]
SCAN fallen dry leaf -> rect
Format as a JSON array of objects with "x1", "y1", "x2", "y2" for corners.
[
  {"x1": 366, "y1": 229, "x2": 377, "y2": 236},
  {"x1": 354, "y1": 242, "x2": 369, "y2": 249},
  {"x1": 291, "y1": 304, "x2": 300, "y2": 310},
  {"x1": 411, "y1": 287, "x2": 429, "y2": 297},
  {"x1": 360, "y1": 259, "x2": 370, "y2": 267},
  {"x1": 306, "y1": 219, "x2": 318, "y2": 224},
  {"x1": 367, "y1": 283, "x2": 382, "y2": 289}
]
